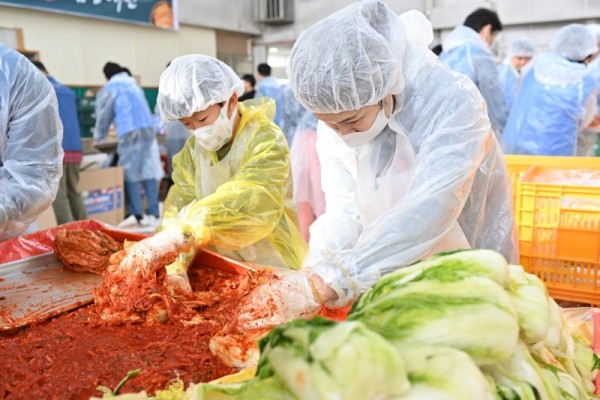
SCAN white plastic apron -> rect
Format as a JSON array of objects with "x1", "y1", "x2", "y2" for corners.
[
  {"x1": 351, "y1": 107, "x2": 470, "y2": 256},
  {"x1": 195, "y1": 141, "x2": 288, "y2": 269}
]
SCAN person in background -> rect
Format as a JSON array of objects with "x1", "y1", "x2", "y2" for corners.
[
  {"x1": 0, "y1": 44, "x2": 63, "y2": 240},
  {"x1": 215, "y1": 1, "x2": 518, "y2": 367},
  {"x1": 290, "y1": 110, "x2": 325, "y2": 241},
  {"x1": 164, "y1": 120, "x2": 190, "y2": 187},
  {"x1": 239, "y1": 74, "x2": 256, "y2": 102},
  {"x1": 110, "y1": 55, "x2": 306, "y2": 292},
  {"x1": 440, "y1": 8, "x2": 509, "y2": 137},
  {"x1": 33, "y1": 60, "x2": 87, "y2": 225},
  {"x1": 94, "y1": 62, "x2": 163, "y2": 227},
  {"x1": 502, "y1": 24, "x2": 598, "y2": 156},
  {"x1": 279, "y1": 84, "x2": 305, "y2": 145},
  {"x1": 497, "y1": 38, "x2": 536, "y2": 110},
  {"x1": 581, "y1": 24, "x2": 600, "y2": 156},
  {"x1": 153, "y1": 61, "x2": 191, "y2": 190},
  {"x1": 255, "y1": 63, "x2": 283, "y2": 126}
]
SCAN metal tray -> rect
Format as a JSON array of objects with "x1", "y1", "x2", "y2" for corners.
[{"x1": 0, "y1": 252, "x2": 101, "y2": 331}]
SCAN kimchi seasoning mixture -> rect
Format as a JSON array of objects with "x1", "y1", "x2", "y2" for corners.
[{"x1": 0, "y1": 265, "x2": 276, "y2": 400}]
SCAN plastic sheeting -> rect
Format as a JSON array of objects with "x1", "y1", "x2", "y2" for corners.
[
  {"x1": 290, "y1": 111, "x2": 325, "y2": 240},
  {"x1": 0, "y1": 44, "x2": 63, "y2": 241},
  {"x1": 0, "y1": 219, "x2": 147, "y2": 265}
]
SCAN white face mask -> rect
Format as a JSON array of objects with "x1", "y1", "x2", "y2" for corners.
[
  {"x1": 193, "y1": 101, "x2": 236, "y2": 151},
  {"x1": 341, "y1": 98, "x2": 392, "y2": 148}
]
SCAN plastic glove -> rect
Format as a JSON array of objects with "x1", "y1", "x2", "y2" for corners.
[
  {"x1": 165, "y1": 249, "x2": 197, "y2": 294},
  {"x1": 237, "y1": 272, "x2": 324, "y2": 331},
  {"x1": 209, "y1": 271, "x2": 337, "y2": 369},
  {"x1": 111, "y1": 227, "x2": 194, "y2": 281}
]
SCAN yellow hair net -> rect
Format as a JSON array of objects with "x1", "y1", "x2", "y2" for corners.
[{"x1": 162, "y1": 98, "x2": 307, "y2": 270}]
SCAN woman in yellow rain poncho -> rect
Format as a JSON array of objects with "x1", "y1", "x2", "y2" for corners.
[{"x1": 114, "y1": 55, "x2": 306, "y2": 291}]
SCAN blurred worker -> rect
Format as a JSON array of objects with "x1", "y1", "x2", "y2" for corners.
[
  {"x1": 112, "y1": 55, "x2": 306, "y2": 292},
  {"x1": 164, "y1": 120, "x2": 190, "y2": 186},
  {"x1": 290, "y1": 110, "x2": 325, "y2": 241},
  {"x1": 94, "y1": 62, "x2": 163, "y2": 226},
  {"x1": 215, "y1": 1, "x2": 518, "y2": 366},
  {"x1": 440, "y1": 8, "x2": 509, "y2": 136},
  {"x1": 581, "y1": 24, "x2": 600, "y2": 156},
  {"x1": 279, "y1": 84, "x2": 305, "y2": 145},
  {"x1": 497, "y1": 38, "x2": 536, "y2": 110},
  {"x1": 33, "y1": 60, "x2": 87, "y2": 225},
  {"x1": 255, "y1": 63, "x2": 283, "y2": 126},
  {"x1": 0, "y1": 44, "x2": 63, "y2": 240},
  {"x1": 239, "y1": 74, "x2": 256, "y2": 102},
  {"x1": 502, "y1": 24, "x2": 598, "y2": 156}
]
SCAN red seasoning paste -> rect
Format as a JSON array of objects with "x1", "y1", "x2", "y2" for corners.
[{"x1": 0, "y1": 265, "x2": 276, "y2": 399}]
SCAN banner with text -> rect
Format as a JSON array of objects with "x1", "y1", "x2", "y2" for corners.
[{"x1": 0, "y1": 0, "x2": 179, "y2": 30}]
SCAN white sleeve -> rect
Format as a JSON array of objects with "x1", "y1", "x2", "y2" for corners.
[{"x1": 0, "y1": 50, "x2": 63, "y2": 240}]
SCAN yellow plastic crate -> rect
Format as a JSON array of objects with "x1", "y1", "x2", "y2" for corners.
[
  {"x1": 504, "y1": 155, "x2": 596, "y2": 208},
  {"x1": 515, "y1": 166, "x2": 600, "y2": 304}
]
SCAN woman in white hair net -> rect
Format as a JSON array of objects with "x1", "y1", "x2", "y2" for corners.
[
  {"x1": 110, "y1": 55, "x2": 306, "y2": 291},
  {"x1": 212, "y1": 0, "x2": 518, "y2": 368},
  {"x1": 503, "y1": 24, "x2": 598, "y2": 156},
  {"x1": 498, "y1": 38, "x2": 536, "y2": 110}
]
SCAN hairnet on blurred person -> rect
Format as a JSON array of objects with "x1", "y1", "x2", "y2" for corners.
[
  {"x1": 439, "y1": 8, "x2": 509, "y2": 136},
  {"x1": 0, "y1": 44, "x2": 63, "y2": 240},
  {"x1": 508, "y1": 38, "x2": 536, "y2": 58},
  {"x1": 503, "y1": 24, "x2": 597, "y2": 155},
  {"x1": 212, "y1": 0, "x2": 518, "y2": 370},
  {"x1": 550, "y1": 23, "x2": 598, "y2": 63},
  {"x1": 498, "y1": 38, "x2": 536, "y2": 109},
  {"x1": 118, "y1": 54, "x2": 306, "y2": 292}
]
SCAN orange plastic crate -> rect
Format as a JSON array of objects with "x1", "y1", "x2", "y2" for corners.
[
  {"x1": 504, "y1": 155, "x2": 596, "y2": 208},
  {"x1": 516, "y1": 166, "x2": 600, "y2": 304}
]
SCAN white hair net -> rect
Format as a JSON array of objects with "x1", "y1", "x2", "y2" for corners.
[
  {"x1": 588, "y1": 24, "x2": 600, "y2": 42},
  {"x1": 550, "y1": 24, "x2": 597, "y2": 62},
  {"x1": 157, "y1": 55, "x2": 244, "y2": 122},
  {"x1": 508, "y1": 38, "x2": 536, "y2": 58},
  {"x1": 287, "y1": 0, "x2": 406, "y2": 114}
]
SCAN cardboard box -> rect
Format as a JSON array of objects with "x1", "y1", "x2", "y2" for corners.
[{"x1": 78, "y1": 167, "x2": 124, "y2": 226}]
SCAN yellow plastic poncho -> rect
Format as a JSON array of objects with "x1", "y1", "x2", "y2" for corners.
[{"x1": 162, "y1": 98, "x2": 306, "y2": 270}]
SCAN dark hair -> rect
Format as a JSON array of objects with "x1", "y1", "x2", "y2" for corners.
[
  {"x1": 103, "y1": 62, "x2": 123, "y2": 80},
  {"x1": 32, "y1": 60, "x2": 47, "y2": 73},
  {"x1": 430, "y1": 44, "x2": 443, "y2": 56},
  {"x1": 120, "y1": 67, "x2": 132, "y2": 76},
  {"x1": 257, "y1": 63, "x2": 271, "y2": 77},
  {"x1": 464, "y1": 8, "x2": 502, "y2": 33},
  {"x1": 242, "y1": 74, "x2": 256, "y2": 87}
]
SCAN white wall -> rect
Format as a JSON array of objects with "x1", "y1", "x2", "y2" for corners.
[
  {"x1": 179, "y1": 1, "x2": 261, "y2": 35},
  {"x1": 256, "y1": 0, "x2": 426, "y2": 45},
  {"x1": 0, "y1": 5, "x2": 217, "y2": 87}
]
